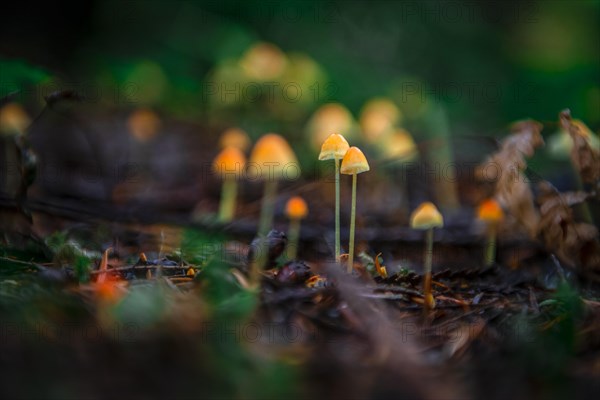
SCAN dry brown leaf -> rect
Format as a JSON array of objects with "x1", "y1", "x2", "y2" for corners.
[
  {"x1": 477, "y1": 120, "x2": 544, "y2": 237},
  {"x1": 537, "y1": 182, "x2": 599, "y2": 271},
  {"x1": 444, "y1": 318, "x2": 486, "y2": 359},
  {"x1": 559, "y1": 110, "x2": 600, "y2": 184}
]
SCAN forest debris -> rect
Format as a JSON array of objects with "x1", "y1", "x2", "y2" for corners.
[
  {"x1": 96, "y1": 247, "x2": 112, "y2": 284},
  {"x1": 559, "y1": 110, "x2": 600, "y2": 184},
  {"x1": 374, "y1": 253, "x2": 388, "y2": 278},
  {"x1": 537, "y1": 182, "x2": 599, "y2": 271},
  {"x1": 305, "y1": 275, "x2": 327, "y2": 288},
  {"x1": 477, "y1": 120, "x2": 544, "y2": 237},
  {"x1": 275, "y1": 260, "x2": 312, "y2": 285},
  {"x1": 444, "y1": 318, "x2": 486, "y2": 359},
  {"x1": 231, "y1": 269, "x2": 251, "y2": 288},
  {"x1": 436, "y1": 295, "x2": 470, "y2": 307}
]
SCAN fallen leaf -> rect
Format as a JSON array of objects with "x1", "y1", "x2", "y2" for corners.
[
  {"x1": 477, "y1": 120, "x2": 543, "y2": 237},
  {"x1": 559, "y1": 110, "x2": 600, "y2": 184}
]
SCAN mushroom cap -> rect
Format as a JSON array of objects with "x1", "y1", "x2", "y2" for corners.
[
  {"x1": 249, "y1": 133, "x2": 299, "y2": 180},
  {"x1": 410, "y1": 202, "x2": 444, "y2": 229},
  {"x1": 340, "y1": 147, "x2": 370, "y2": 175},
  {"x1": 240, "y1": 42, "x2": 287, "y2": 80},
  {"x1": 318, "y1": 133, "x2": 350, "y2": 160},
  {"x1": 477, "y1": 199, "x2": 504, "y2": 223},
  {"x1": 212, "y1": 146, "x2": 247, "y2": 179},
  {"x1": 360, "y1": 98, "x2": 401, "y2": 142},
  {"x1": 219, "y1": 127, "x2": 251, "y2": 151},
  {"x1": 285, "y1": 196, "x2": 308, "y2": 220},
  {"x1": 127, "y1": 108, "x2": 161, "y2": 142},
  {"x1": 380, "y1": 128, "x2": 417, "y2": 160},
  {"x1": 307, "y1": 103, "x2": 354, "y2": 151},
  {"x1": 0, "y1": 103, "x2": 30, "y2": 134}
]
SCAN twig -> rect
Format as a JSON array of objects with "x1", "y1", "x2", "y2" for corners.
[
  {"x1": 0, "y1": 256, "x2": 41, "y2": 267},
  {"x1": 89, "y1": 264, "x2": 195, "y2": 275}
]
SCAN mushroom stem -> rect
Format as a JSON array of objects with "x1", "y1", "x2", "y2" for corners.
[
  {"x1": 287, "y1": 218, "x2": 301, "y2": 260},
  {"x1": 218, "y1": 177, "x2": 238, "y2": 223},
  {"x1": 335, "y1": 158, "x2": 341, "y2": 261},
  {"x1": 258, "y1": 180, "x2": 278, "y2": 238},
  {"x1": 252, "y1": 180, "x2": 279, "y2": 282},
  {"x1": 347, "y1": 173, "x2": 357, "y2": 273},
  {"x1": 423, "y1": 227, "x2": 434, "y2": 311},
  {"x1": 485, "y1": 224, "x2": 497, "y2": 267}
]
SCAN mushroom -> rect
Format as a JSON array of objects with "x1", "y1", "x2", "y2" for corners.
[
  {"x1": 249, "y1": 134, "x2": 299, "y2": 279},
  {"x1": 340, "y1": 146, "x2": 370, "y2": 273},
  {"x1": 285, "y1": 196, "x2": 308, "y2": 260},
  {"x1": 410, "y1": 202, "x2": 444, "y2": 311},
  {"x1": 0, "y1": 102, "x2": 30, "y2": 135},
  {"x1": 240, "y1": 42, "x2": 288, "y2": 81},
  {"x1": 379, "y1": 128, "x2": 417, "y2": 161},
  {"x1": 127, "y1": 108, "x2": 161, "y2": 143},
  {"x1": 359, "y1": 98, "x2": 401, "y2": 143},
  {"x1": 0, "y1": 103, "x2": 31, "y2": 192},
  {"x1": 212, "y1": 146, "x2": 247, "y2": 222},
  {"x1": 319, "y1": 133, "x2": 350, "y2": 260},
  {"x1": 219, "y1": 127, "x2": 251, "y2": 151},
  {"x1": 477, "y1": 198, "x2": 504, "y2": 267},
  {"x1": 306, "y1": 103, "x2": 354, "y2": 152}
]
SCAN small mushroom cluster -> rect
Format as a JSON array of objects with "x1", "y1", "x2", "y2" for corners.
[
  {"x1": 318, "y1": 133, "x2": 370, "y2": 273},
  {"x1": 211, "y1": 131, "x2": 251, "y2": 217},
  {"x1": 211, "y1": 126, "x2": 506, "y2": 310},
  {"x1": 212, "y1": 130, "x2": 302, "y2": 285},
  {"x1": 316, "y1": 131, "x2": 498, "y2": 312}
]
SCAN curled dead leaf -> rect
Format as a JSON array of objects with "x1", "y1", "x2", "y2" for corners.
[
  {"x1": 537, "y1": 182, "x2": 599, "y2": 271},
  {"x1": 477, "y1": 120, "x2": 543, "y2": 237},
  {"x1": 559, "y1": 110, "x2": 600, "y2": 184}
]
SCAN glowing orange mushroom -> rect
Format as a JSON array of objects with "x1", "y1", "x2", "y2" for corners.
[
  {"x1": 410, "y1": 202, "x2": 444, "y2": 311},
  {"x1": 212, "y1": 146, "x2": 247, "y2": 222},
  {"x1": 477, "y1": 198, "x2": 504, "y2": 266},
  {"x1": 340, "y1": 147, "x2": 370, "y2": 273}
]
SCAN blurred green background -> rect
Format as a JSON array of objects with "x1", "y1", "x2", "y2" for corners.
[{"x1": 1, "y1": 0, "x2": 598, "y2": 130}]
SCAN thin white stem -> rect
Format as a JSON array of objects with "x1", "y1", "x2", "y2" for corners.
[
  {"x1": 251, "y1": 180, "x2": 278, "y2": 286},
  {"x1": 347, "y1": 173, "x2": 357, "y2": 273},
  {"x1": 485, "y1": 224, "x2": 497, "y2": 267},
  {"x1": 218, "y1": 178, "x2": 237, "y2": 222},
  {"x1": 423, "y1": 228, "x2": 434, "y2": 311},
  {"x1": 335, "y1": 158, "x2": 341, "y2": 261},
  {"x1": 287, "y1": 218, "x2": 301, "y2": 260}
]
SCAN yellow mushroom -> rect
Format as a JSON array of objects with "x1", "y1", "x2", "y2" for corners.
[
  {"x1": 0, "y1": 103, "x2": 30, "y2": 135},
  {"x1": 379, "y1": 128, "x2": 418, "y2": 161},
  {"x1": 359, "y1": 98, "x2": 401, "y2": 143},
  {"x1": 410, "y1": 202, "x2": 443, "y2": 311},
  {"x1": 219, "y1": 127, "x2": 251, "y2": 151},
  {"x1": 249, "y1": 134, "x2": 299, "y2": 281},
  {"x1": 285, "y1": 196, "x2": 308, "y2": 260},
  {"x1": 239, "y1": 42, "x2": 287, "y2": 81},
  {"x1": 212, "y1": 146, "x2": 247, "y2": 222},
  {"x1": 340, "y1": 147, "x2": 370, "y2": 273},
  {"x1": 319, "y1": 133, "x2": 350, "y2": 260},
  {"x1": 307, "y1": 103, "x2": 354, "y2": 151},
  {"x1": 127, "y1": 108, "x2": 161, "y2": 143},
  {"x1": 477, "y1": 198, "x2": 504, "y2": 267}
]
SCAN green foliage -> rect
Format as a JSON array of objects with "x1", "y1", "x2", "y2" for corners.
[
  {"x1": 175, "y1": 229, "x2": 301, "y2": 398},
  {"x1": 0, "y1": 59, "x2": 49, "y2": 95},
  {"x1": 110, "y1": 283, "x2": 168, "y2": 329},
  {"x1": 45, "y1": 231, "x2": 93, "y2": 283},
  {"x1": 507, "y1": 283, "x2": 584, "y2": 398},
  {"x1": 178, "y1": 228, "x2": 225, "y2": 266}
]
